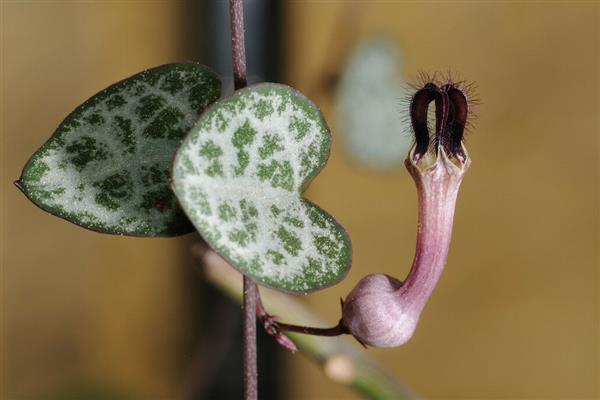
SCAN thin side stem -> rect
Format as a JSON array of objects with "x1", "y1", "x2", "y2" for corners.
[
  {"x1": 256, "y1": 291, "x2": 348, "y2": 338},
  {"x1": 229, "y1": 1, "x2": 256, "y2": 399},
  {"x1": 275, "y1": 321, "x2": 348, "y2": 337}
]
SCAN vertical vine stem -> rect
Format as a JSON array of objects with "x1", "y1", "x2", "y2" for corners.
[
  {"x1": 229, "y1": 1, "x2": 257, "y2": 399},
  {"x1": 230, "y1": 0, "x2": 248, "y2": 91},
  {"x1": 242, "y1": 276, "x2": 258, "y2": 400}
]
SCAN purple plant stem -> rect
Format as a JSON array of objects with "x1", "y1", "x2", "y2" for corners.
[
  {"x1": 275, "y1": 321, "x2": 348, "y2": 337},
  {"x1": 242, "y1": 276, "x2": 257, "y2": 400},
  {"x1": 230, "y1": 0, "x2": 247, "y2": 91},
  {"x1": 228, "y1": 1, "x2": 256, "y2": 399},
  {"x1": 256, "y1": 293, "x2": 347, "y2": 340}
]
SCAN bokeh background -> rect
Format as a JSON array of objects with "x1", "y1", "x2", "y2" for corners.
[{"x1": 2, "y1": 1, "x2": 598, "y2": 399}]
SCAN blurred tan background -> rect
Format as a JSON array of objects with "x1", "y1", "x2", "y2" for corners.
[{"x1": 2, "y1": 1, "x2": 598, "y2": 400}]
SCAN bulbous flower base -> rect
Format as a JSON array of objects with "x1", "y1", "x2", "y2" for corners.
[{"x1": 342, "y1": 274, "x2": 419, "y2": 348}]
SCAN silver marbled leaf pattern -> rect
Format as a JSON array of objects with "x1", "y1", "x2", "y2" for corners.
[
  {"x1": 172, "y1": 84, "x2": 352, "y2": 293},
  {"x1": 17, "y1": 63, "x2": 221, "y2": 236}
]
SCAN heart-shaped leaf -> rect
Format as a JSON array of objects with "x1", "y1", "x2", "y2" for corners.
[
  {"x1": 172, "y1": 84, "x2": 352, "y2": 293},
  {"x1": 17, "y1": 63, "x2": 221, "y2": 236}
]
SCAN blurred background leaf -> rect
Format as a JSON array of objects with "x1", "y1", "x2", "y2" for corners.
[{"x1": 337, "y1": 38, "x2": 412, "y2": 169}]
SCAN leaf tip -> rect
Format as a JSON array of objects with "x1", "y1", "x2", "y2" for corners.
[{"x1": 14, "y1": 179, "x2": 25, "y2": 193}]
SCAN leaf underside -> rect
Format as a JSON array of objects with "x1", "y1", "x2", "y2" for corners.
[
  {"x1": 17, "y1": 63, "x2": 221, "y2": 236},
  {"x1": 172, "y1": 84, "x2": 352, "y2": 293}
]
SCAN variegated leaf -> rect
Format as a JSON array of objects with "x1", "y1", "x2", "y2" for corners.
[
  {"x1": 17, "y1": 63, "x2": 221, "y2": 236},
  {"x1": 172, "y1": 84, "x2": 352, "y2": 293}
]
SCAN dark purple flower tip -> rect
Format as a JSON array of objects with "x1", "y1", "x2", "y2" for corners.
[{"x1": 410, "y1": 81, "x2": 469, "y2": 161}]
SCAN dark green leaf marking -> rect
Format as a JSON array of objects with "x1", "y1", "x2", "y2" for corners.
[
  {"x1": 17, "y1": 63, "x2": 221, "y2": 236},
  {"x1": 66, "y1": 136, "x2": 109, "y2": 171},
  {"x1": 172, "y1": 84, "x2": 352, "y2": 293}
]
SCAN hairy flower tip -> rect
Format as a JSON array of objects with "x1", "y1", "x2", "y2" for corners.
[
  {"x1": 342, "y1": 274, "x2": 418, "y2": 348},
  {"x1": 406, "y1": 73, "x2": 477, "y2": 163}
]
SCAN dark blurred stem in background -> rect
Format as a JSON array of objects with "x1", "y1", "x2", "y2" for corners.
[{"x1": 228, "y1": 1, "x2": 258, "y2": 399}]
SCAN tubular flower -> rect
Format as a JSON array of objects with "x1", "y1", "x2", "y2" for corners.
[{"x1": 342, "y1": 80, "x2": 472, "y2": 347}]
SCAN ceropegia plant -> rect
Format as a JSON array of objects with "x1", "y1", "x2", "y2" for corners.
[
  {"x1": 171, "y1": 84, "x2": 352, "y2": 293},
  {"x1": 15, "y1": 0, "x2": 473, "y2": 395},
  {"x1": 16, "y1": 63, "x2": 220, "y2": 236}
]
